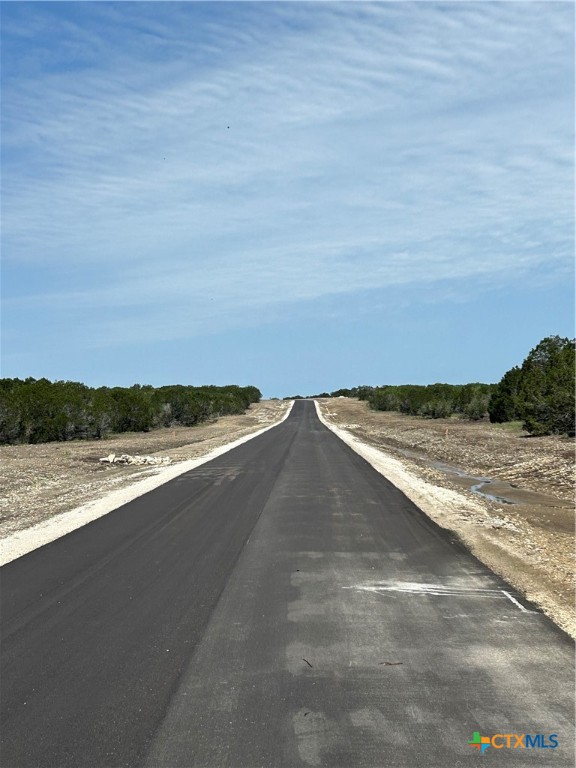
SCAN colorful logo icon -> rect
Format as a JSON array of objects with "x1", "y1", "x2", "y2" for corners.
[{"x1": 469, "y1": 732, "x2": 491, "y2": 753}]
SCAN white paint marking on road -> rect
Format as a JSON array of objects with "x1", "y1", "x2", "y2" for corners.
[
  {"x1": 501, "y1": 590, "x2": 538, "y2": 613},
  {"x1": 344, "y1": 581, "x2": 538, "y2": 613},
  {"x1": 344, "y1": 581, "x2": 504, "y2": 596}
]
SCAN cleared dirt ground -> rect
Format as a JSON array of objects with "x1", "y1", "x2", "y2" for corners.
[
  {"x1": 0, "y1": 400, "x2": 289, "y2": 539},
  {"x1": 317, "y1": 398, "x2": 575, "y2": 637}
]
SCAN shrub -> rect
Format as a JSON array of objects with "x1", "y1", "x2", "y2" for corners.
[{"x1": 0, "y1": 379, "x2": 262, "y2": 444}]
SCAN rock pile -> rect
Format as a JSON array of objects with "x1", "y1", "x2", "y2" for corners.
[{"x1": 99, "y1": 454, "x2": 172, "y2": 466}]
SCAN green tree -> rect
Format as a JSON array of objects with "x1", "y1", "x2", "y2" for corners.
[
  {"x1": 462, "y1": 393, "x2": 490, "y2": 421},
  {"x1": 516, "y1": 336, "x2": 575, "y2": 435},
  {"x1": 489, "y1": 367, "x2": 522, "y2": 423}
]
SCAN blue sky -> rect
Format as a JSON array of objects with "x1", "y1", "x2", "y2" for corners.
[{"x1": 1, "y1": 2, "x2": 574, "y2": 397}]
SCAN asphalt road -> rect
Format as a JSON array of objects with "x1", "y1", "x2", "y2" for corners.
[{"x1": 1, "y1": 400, "x2": 574, "y2": 767}]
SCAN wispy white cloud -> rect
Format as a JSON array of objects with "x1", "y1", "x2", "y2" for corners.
[{"x1": 2, "y1": 1, "x2": 573, "y2": 350}]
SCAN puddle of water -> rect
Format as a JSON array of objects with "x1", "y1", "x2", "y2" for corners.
[
  {"x1": 388, "y1": 446, "x2": 566, "y2": 508},
  {"x1": 431, "y1": 460, "x2": 516, "y2": 504},
  {"x1": 470, "y1": 480, "x2": 514, "y2": 505},
  {"x1": 381, "y1": 446, "x2": 517, "y2": 504}
]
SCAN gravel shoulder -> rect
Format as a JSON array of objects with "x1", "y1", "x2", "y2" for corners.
[
  {"x1": 316, "y1": 398, "x2": 575, "y2": 637},
  {"x1": 0, "y1": 400, "x2": 290, "y2": 550}
]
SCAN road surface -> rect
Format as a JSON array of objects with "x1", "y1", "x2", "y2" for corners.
[{"x1": 1, "y1": 400, "x2": 573, "y2": 767}]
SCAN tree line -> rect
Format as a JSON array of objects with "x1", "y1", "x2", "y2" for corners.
[
  {"x1": 295, "y1": 383, "x2": 493, "y2": 420},
  {"x1": 298, "y1": 335, "x2": 575, "y2": 436},
  {"x1": 0, "y1": 379, "x2": 261, "y2": 445},
  {"x1": 368, "y1": 382, "x2": 494, "y2": 420}
]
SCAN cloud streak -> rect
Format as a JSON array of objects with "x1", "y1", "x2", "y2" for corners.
[{"x1": 2, "y1": 1, "x2": 573, "y2": 352}]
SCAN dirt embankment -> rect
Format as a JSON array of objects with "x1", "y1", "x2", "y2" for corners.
[
  {"x1": 0, "y1": 400, "x2": 290, "y2": 541},
  {"x1": 317, "y1": 398, "x2": 575, "y2": 637}
]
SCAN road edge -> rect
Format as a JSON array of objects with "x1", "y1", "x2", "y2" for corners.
[
  {"x1": 313, "y1": 399, "x2": 488, "y2": 519},
  {"x1": 314, "y1": 400, "x2": 575, "y2": 639},
  {"x1": 0, "y1": 401, "x2": 294, "y2": 566}
]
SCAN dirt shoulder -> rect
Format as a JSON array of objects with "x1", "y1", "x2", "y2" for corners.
[
  {"x1": 0, "y1": 400, "x2": 290, "y2": 543},
  {"x1": 317, "y1": 398, "x2": 575, "y2": 637}
]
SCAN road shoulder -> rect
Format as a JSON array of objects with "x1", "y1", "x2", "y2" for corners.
[
  {"x1": 0, "y1": 400, "x2": 293, "y2": 566},
  {"x1": 315, "y1": 399, "x2": 575, "y2": 638}
]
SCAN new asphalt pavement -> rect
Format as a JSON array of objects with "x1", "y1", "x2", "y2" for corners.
[{"x1": 1, "y1": 400, "x2": 574, "y2": 767}]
